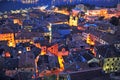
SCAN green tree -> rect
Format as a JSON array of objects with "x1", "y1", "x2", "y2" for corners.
[{"x1": 110, "y1": 16, "x2": 119, "y2": 26}]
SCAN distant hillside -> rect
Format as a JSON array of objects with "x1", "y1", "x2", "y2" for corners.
[
  {"x1": 0, "y1": 0, "x2": 50, "y2": 12},
  {"x1": 0, "y1": 0, "x2": 119, "y2": 12}
]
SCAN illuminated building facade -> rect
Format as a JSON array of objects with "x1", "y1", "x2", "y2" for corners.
[
  {"x1": 82, "y1": 32, "x2": 108, "y2": 45},
  {"x1": 103, "y1": 57, "x2": 120, "y2": 73},
  {"x1": 86, "y1": 34, "x2": 95, "y2": 46},
  {"x1": 0, "y1": 32, "x2": 41, "y2": 47},
  {"x1": 87, "y1": 9, "x2": 108, "y2": 19},
  {"x1": 99, "y1": 9, "x2": 108, "y2": 18},
  {"x1": 13, "y1": 19, "x2": 22, "y2": 26},
  {"x1": 69, "y1": 15, "x2": 78, "y2": 26},
  {"x1": 15, "y1": 39, "x2": 32, "y2": 44},
  {"x1": 0, "y1": 33, "x2": 15, "y2": 47}
]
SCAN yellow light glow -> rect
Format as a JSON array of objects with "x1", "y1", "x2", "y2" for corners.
[
  {"x1": 58, "y1": 56, "x2": 64, "y2": 71},
  {"x1": 41, "y1": 46, "x2": 47, "y2": 55},
  {"x1": 4, "y1": 52, "x2": 11, "y2": 58},
  {"x1": 54, "y1": 9, "x2": 69, "y2": 15},
  {"x1": 0, "y1": 33, "x2": 16, "y2": 47},
  {"x1": 9, "y1": 42, "x2": 13, "y2": 47},
  {"x1": 86, "y1": 34, "x2": 95, "y2": 46},
  {"x1": 86, "y1": 34, "x2": 96, "y2": 56}
]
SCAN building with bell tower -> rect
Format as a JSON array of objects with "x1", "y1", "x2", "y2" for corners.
[{"x1": 69, "y1": 15, "x2": 78, "y2": 26}]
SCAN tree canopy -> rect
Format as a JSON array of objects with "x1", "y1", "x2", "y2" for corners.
[{"x1": 110, "y1": 16, "x2": 119, "y2": 26}]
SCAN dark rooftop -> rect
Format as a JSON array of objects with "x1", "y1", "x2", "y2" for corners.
[{"x1": 96, "y1": 45, "x2": 120, "y2": 58}]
